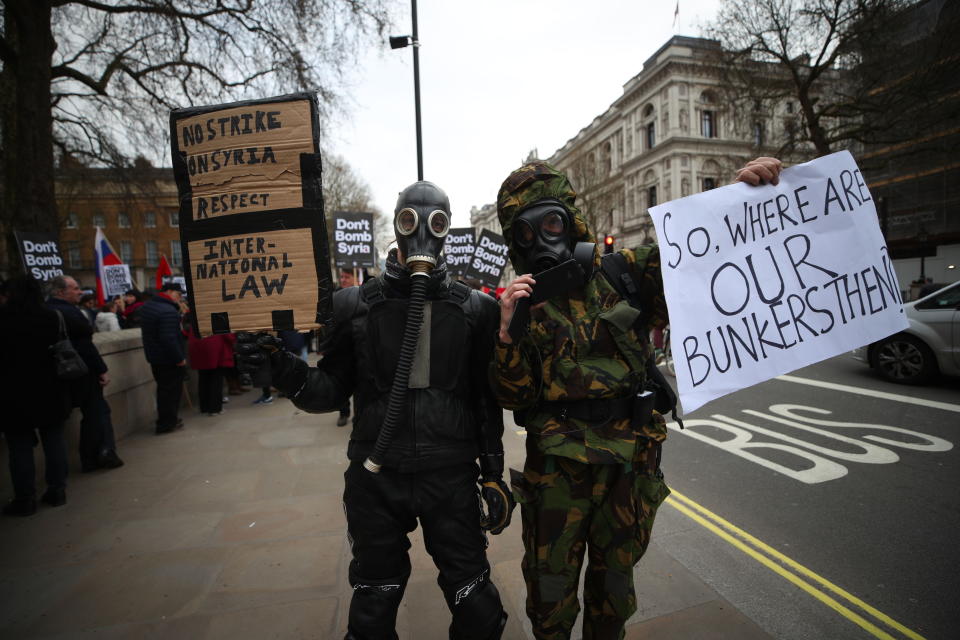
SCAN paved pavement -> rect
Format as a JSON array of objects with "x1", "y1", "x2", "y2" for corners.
[{"x1": 0, "y1": 382, "x2": 774, "y2": 639}]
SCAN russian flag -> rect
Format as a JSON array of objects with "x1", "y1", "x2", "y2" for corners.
[{"x1": 94, "y1": 226, "x2": 123, "y2": 306}]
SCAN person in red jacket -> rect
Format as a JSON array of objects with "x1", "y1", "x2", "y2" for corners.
[{"x1": 187, "y1": 324, "x2": 235, "y2": 416}]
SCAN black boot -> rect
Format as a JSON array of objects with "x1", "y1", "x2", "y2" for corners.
[
  {"x1": 41, "y1": 487, "x2": 67, "y2": 507},
  {"x1": 97, "y1": 450, "x2": 124, "y2": 469},
  {"x1": 3, "y1": 497, "x2": 37, "y2": 517}
]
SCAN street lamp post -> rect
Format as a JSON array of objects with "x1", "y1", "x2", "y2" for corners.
[{"x1": 389, "y1": 0, "x2": 423, "y2": 181}]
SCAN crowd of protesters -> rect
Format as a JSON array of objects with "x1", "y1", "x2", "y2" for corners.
[{"x1": 0, "y1": 272, "x2": 326, "y2": 517}]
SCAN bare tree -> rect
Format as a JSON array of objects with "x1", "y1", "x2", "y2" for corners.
[
  {"x1": 703, "y1": 0, "x2": 942, "y2": 157},
  {"x1": 0, "y1": 0, "x2": 396, "y2": 273}
]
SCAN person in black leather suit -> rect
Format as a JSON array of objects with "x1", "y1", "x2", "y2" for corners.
[{"x1": 236, "y1": 181, "x2": 513, "y2": 640}]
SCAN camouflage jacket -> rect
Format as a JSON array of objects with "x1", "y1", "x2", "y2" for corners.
[{"x1": 491, "y1": 245, "x2": 668, "y2": 464}]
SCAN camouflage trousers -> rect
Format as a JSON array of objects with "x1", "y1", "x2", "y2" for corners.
[{"x1": 512, "y1": 439, "x2": 670, "y2": 640}]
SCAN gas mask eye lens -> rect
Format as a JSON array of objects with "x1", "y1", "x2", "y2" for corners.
[
  {"x1": 515, "y1": 220, "x2": 535, "y2": 247},
  {"x1": 395, "y1": 208, "x2": 418, "y2": 236},
  {"x1": 427, "y1": 210, "x2": 449, "y2": 237},
  {"x1": 541, "y1": 212, "x2": 566, "y2": 237}
]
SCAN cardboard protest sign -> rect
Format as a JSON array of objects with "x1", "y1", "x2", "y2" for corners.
[
  {"x1": 463, "y1": 229, "x2": 509, "y2": 289},
  {"x1": 444, "y1": 228, "x2": 475, "y2": 275},
  {"x1": 171, "y1": 93, "x2": 334, "y2": 336},
  {"x1": 15, "y1": 230, "x2": 64, "y2": 281},
  {"x1": 332, "y1": 211, "x2": 375, "y2": 268},
  {"x1": 650, "y1": 151, "x2": 907, "y2": 414},
  {"x1": 187, "y1": 230, "x2": 319, "y2": 334},
  {"x1": 102, "y1": 264, "x2": 133, "y2": 298},
  {"x1": 174, "y1": 100, "x2": 315, "y2": 220}
]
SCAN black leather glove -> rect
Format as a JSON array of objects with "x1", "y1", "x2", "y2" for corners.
[
  {"x1": 234, "y1": 332, "x2": 306, "y2": 391},
  {"x1": 234, "y1": 332, "x2": 282, "y2": 377},
  {"x1": 479, "y1": 453, "x2": 515, "y2": 535}
]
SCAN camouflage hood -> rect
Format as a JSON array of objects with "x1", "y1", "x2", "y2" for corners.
[{"x1": 496, "y1": 161, "x2": 597, "y2": 274}]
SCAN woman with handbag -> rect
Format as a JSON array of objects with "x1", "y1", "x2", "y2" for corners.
[{"x1": 0, "y1": 275, "x2": 72, "y2": 516}]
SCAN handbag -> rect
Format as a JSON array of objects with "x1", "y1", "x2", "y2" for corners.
[{"x1": 51, "y1": 310, "x2": 89, "y2": 380}]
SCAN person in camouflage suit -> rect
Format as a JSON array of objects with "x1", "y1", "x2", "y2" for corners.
[{"x1": 491, "y1": 158, "x2": 783, "y2": 639}]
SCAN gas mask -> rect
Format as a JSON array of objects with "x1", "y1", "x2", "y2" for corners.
[
  {"x1": 512, "y1": 199, "x2": 574, "y2": 272},
  {"x1": 394, "y1": 181, "x2": 451, "y2": 273}
]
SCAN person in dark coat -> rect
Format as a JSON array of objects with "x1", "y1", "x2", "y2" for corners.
[
  {"x1": 139, "y1": 282, "x2": 186, "y2": 434},
  {"x1": 1, "y1": 276, "x2": 73, "y2": 516},
  {"x1": 46, "y1": 275, "x2": 124, "y2": 472}
]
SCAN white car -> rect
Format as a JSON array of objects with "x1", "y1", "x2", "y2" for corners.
[{"x1": 852, "y1": 280, "x2": 960, "y2": 384}]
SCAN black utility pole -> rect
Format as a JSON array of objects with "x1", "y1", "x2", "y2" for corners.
[
  {"x1": 411, "y1": 0, "x2": 423, "y2": 181},
  {"x1": 390, "y1": 0, "x2": 424, "y2": 180}
]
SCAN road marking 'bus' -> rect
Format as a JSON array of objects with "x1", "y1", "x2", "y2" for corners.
[{"x1": 666, "y1": 489, "x2": 926, "y2": 640}]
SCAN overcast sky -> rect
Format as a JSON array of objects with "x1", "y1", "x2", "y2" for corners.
[{"x1": 323, "y1": 0, "x2": 723, "y2": 228}]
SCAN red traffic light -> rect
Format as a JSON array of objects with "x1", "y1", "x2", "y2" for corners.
[{"x1": 604, "y1": 235, "x2": 615, "y2": 254}]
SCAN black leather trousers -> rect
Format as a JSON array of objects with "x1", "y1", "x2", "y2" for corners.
[{"x1": 342, "y1": 461, "x2": 506, "y2": 640}]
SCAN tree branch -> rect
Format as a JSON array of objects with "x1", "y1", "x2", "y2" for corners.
[{"x1": 55, "y1": 0, "x2": 252, "y2": 21}]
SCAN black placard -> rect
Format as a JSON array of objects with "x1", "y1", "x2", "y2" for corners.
[
  {"x1": 15, "y1": 230, "x2": 65, "y2": 281},
  {"x1": 444, "y1": 227, "x2": 475, "y2": 276},
  {"x1": 332, "y1": 211, "x2": 376, "y2": 268},
  {"x1": 462, "y1": 229, "x2": 509, "y2": 289}
]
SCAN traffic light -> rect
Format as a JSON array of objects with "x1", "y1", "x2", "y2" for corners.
[{"x1": 604, "y1": 234, "x2": 615, "y2": 254}]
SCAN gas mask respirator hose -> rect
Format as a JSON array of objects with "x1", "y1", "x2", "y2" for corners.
[
  {"x1": 364, "y1": 180, "x2": 450, "y2": 474},
  {"x1": 363, "y1": 265, "x2": 430, "y2": 473}
]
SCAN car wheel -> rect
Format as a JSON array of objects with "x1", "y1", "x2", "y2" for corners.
[{"x1": 873, "y1": 334, "x2": 938, "y2": 384}]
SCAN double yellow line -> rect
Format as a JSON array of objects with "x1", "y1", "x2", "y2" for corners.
[{"x1": 666, "y1": 490, "x2": 926, "y2": 640}]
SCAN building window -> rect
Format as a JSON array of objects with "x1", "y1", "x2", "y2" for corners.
[
  {"x1": 171, "y1": 241, "x2": 182, "y2": 267},
  {"x1": 145, "y1": 240, "x2": 158, "y2": 267},
  {"x1": 703, "y1": 177, "x2": 717, "y2": 191},
  {"x1": 92, "y1": 213, "x2": 105, "y2": 228},
  {"x1": 65, "y1": 213, "x2": 78, "y2": 229},
  {"x1": 701, "y1": 111, "x2": 717, "y2": 138},
  {"x1": 753, "y1": 121, "x2": 764, "y2": 147},
  {"x1": 120, "y1": 241, "x2": 133, "y2": 263},
  {"x1": 647, "y1": 186, "x2": 657, "y2": 208},
  {"x1": 786, "y1": 101, "x2": 795, "y2": 114},
  {"x1": 169, "y1": 211, "x2": 179, "y2": 228},
  {"x1": 144, "y1": 211, "x2": 156, "y2": 228},
  {"x1": 646, "y1": 122, "x2": 655, "y2": 150},
  {"x1": 118, "y1": 212, "x2": 131, "y2": 228},
  {"x1": 68, "y1": 242, "x2": 81, "y2": 268}
]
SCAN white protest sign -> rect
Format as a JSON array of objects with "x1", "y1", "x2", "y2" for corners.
[
  {"x1": 102, "y1": 264, "x2": 133, "y2": 298},
  {"x1": 649, "y1": 151, "x2": 907, "y2": 414}
]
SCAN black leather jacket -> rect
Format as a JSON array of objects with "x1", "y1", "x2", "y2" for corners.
[{"x1": 273, "y1": 259, "x2": 504, "y2": 473}]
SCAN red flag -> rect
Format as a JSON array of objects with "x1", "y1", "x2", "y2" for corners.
[{"x1": 156, "y1": 254, "x2": 172, "y2": 289}]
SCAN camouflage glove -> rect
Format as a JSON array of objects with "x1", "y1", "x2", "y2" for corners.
[
  {"x1": 479, "y1": 453, "x2": 515, "y2": 535},
  {"x1": 234, "y1": 332, "x2": 304, "y2": 390}
]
